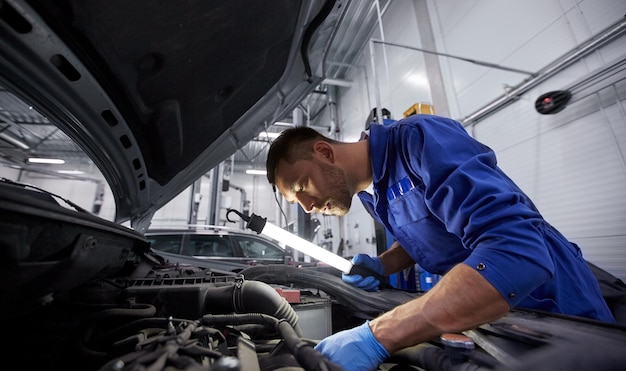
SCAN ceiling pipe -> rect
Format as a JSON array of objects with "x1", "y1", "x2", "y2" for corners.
[
  {"x1": 323, "y1": 78, "x2": 353, "y2": 87},
  {"x1": 327, "y1": 84, "x2": 339, "y2": 138},
  {"x1": 327, "y1": 61, "x2": 371, "y2": 110},
  {"x1": 228, "y1": 182, "x2": 248, "y2": 230},
  {"x1": 371, "y1": 40, "x2": 536, "y2": 77},
  {"x1": 368, "y1": 37, "x2": 537, "y2": 126},
  {"x1": 272, "y1": 121, "x2": 330, "y2": 132},
  {"x1": 369, "y1": 39, "x2": 384, "y2": 126},
  {"x1": 0, "y1": 131, "x2": 30, "y2": 149},
  {"x1": 375, "y1": 0, "x2": 393, "y2": 116},
  {"x1": 0, "y1": 114, "x2": 31, "y2": 149},
  {"x1": 460, "y1": 15, "x2": 626, "y2": 127}
]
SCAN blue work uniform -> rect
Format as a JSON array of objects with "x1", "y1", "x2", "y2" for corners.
[{"x1": 358, "y1": 114, "x2": 615, "y2": 322}]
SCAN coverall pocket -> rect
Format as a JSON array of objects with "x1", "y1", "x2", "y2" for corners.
[{"x1": 388, "y1": 186, "x2": 429, "y2": 227}]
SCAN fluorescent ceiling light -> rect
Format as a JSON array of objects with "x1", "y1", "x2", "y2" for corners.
[
  {"x1": 256, "y1": 132, "x2": 280, "y2": 139},
  {"x1": 273, "y1": 121, "x2": 293, "y2": 127},
  {"x1": 245, "y1": 169, "x2": 267, "y2": 175},
  {"x1": 28, "y1": 158, "x2": 65, "y2": 164},
  {"x1": 58, "y1": 170, "x2": 85, "y2": 175}
]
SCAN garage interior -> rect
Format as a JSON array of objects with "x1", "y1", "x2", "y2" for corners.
[
  {"x1": 3, "y1": 1, "x2": 626, "y2": 370},
  {"x1": 1, "y1": 0, "x2": 625, "y2": 288}
]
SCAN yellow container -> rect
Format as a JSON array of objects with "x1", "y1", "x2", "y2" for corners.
[{"x1": 403, "y1": 102, "x2": 435, "y2": 117}]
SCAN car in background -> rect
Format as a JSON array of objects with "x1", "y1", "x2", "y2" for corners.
[{"x1": 145, "y1": 225, "x2": 295, "y2": 268}]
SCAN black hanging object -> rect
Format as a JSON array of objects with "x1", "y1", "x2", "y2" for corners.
[
  {"x1": 535, "y1": 90, "x2": 572, "y2": 114},
  {"x1": 226, "y1": 209, "x2": 266, "y2": 234},
  {"x1": 365, "y1": 107, "x2": 391, "y2": 129}
]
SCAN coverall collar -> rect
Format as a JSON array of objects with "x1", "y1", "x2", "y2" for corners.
[{"x1": 367, "y1": 124, "x2": 390, "y2": 185}]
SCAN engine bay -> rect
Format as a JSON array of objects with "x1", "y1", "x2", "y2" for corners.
[{"x1": 2, "y1": 180, "x2": 626, "y2": 371}]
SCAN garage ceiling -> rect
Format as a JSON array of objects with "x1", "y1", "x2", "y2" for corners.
[{"x1": 0, "y1": 0, "x2": 392, "y2": 175}]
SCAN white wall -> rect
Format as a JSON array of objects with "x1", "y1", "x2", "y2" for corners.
[
  {"x1": 0, "y1": 165, "x2": 20, "y2": 180},
  {"x1": 150, "y1": 170, "x2": 277, "y2": 227},
  {"x1": 0, "y1": 164, "x2": 116, "y2": 221},
  {"x1": 430, "y1": 0, "x2": 626, "y2": 281},
  {"x1": 315, "y1": 0, "x2": 626, "y2": 280}
]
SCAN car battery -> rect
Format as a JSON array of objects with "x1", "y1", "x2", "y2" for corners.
[{"x1": 291, "y1": 295, "x2": 332, "y2": 340}]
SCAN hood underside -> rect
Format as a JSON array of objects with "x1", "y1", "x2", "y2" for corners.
[{"x1": 0, "y1": 0, "x2": 346, "y2": 228}]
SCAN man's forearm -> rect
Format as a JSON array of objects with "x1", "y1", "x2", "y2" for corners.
[
  {"x1": 369, "y1": 263, "x2": 510, "y2": 353},
  {"x1": 378, "y1": 241, "x2": 416, "y2": 274}
]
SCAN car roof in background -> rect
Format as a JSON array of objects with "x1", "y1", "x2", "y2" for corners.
[
  {"x1": 145, "y1": 224, "x2": 287, "y2": 246},
  {"x1": 146, "y1": 225, "x2": 246, "y2": 233},
  {"x1": 145, "y1": 224, "x2": 264, "y2": 235},
  {"x1": 0, "y1": 0, "x2": 347, "y2": 231}
]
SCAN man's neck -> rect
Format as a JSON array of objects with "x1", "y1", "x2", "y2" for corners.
[{"x1": 343, "y1": 139, "x2": 372, "y2": 193}]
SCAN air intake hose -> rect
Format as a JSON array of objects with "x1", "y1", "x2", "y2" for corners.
[{"x1": 203, "y1": 278, "x2": 302, "y2": 336}]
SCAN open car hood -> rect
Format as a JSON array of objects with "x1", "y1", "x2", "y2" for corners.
[{"x1": 0, "y1": 0, "x2": 346, "y2": 230}]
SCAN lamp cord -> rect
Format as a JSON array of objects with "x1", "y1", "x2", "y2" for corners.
[{"x1": 273, "y1": 185, "x2": 289, "y2": 227}]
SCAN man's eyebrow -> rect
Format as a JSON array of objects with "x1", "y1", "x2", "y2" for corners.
[
  {"x1": 274, "y1": 181, "x2": 295, "y2": 203},
  {"x1": 283, "y1": 182, "x2": 298, "y2": 202}
]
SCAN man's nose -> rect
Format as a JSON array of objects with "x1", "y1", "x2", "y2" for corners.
[{"x1": 295, "y1": 194, "x2": 315, "y2": 213}]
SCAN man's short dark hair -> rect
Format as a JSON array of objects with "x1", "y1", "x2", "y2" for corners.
[{"x1": 266, "y1": 126, "x2": 336, "y2": 185}]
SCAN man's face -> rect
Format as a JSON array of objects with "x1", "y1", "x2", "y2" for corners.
[{"x1": 274, "y1": 157, "x2": 353, "y2": 216}]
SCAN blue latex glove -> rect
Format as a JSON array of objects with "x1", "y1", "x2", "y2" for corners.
[
  {"x1": 314, "y1": 321, "x2": 389, "y2": 371},
  {"x1": 342, "y1": 254, "x2": 385, "y2": 291}
]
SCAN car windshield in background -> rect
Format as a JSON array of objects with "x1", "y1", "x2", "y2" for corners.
[{"x1": 145, "y1": 226, "x2": 294, "y2": 267}]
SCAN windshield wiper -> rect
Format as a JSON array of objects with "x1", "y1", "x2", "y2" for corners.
[{"x1": 1, "y1": 177, "x2": 91, "y2": 214}]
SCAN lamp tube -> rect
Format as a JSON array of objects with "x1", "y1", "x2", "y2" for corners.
[
  {"x1": 260, "y1": 221, "x2": 353, "y2": 274},
  {"x1": 226, "y1": 209, "x2": 387, "y2": 284}
]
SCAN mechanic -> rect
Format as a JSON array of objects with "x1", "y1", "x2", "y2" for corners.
[{"x1": 265, "y1": 114, "x2": 615, "y2": 371}]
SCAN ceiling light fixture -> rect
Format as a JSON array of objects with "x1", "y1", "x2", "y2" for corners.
[
  {"x1": 28, "y1": 158, "x2": 65, "y2": 164},
  {"x1": 256, "y1": 132, "x2": 281, "y2": 139},
  {"x1": 58, "y1": 170, "x2": 85, "y2": 175},
  {"x1": 272, "y1": 121, "x2": 294, "y2": 127},
  {"x1": 245, "y1": 169, "x2": 267, "y2": 175}
]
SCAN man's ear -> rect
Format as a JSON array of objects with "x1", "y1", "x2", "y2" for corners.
[{"x1": 312, "y1": 141, "x2": 334, "y2": 162}]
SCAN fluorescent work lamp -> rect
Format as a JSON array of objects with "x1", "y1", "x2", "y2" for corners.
[{"x1": 226, "y1": 209, "x2": 387, "y2": 283}]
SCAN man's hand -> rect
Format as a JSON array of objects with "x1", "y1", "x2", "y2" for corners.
[
  {"x1": 342, "y1": 254, "x2": 385, "y2": 291},
  {"x1": 314, "y1": 321, "x2": 389, "y2": 371}
]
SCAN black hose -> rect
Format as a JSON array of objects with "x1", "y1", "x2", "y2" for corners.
[
  {"x1": 203, "y1": 279, "x2": 303, "y2": 336},
  {"x1": 202, "y1": 313, "x2": 341, "y2": 371},
  {"x1": 300, "y1": 0, "x2": 337, "y2": 82}
]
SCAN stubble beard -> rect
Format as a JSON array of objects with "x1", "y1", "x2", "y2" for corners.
[{"x1": 319, "y1": 162, "x2": 353, "y2": 216}]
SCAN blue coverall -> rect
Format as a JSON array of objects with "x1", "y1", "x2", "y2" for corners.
[{"x1": 358, "y1": 114, "x2": 614, "y2": 322}]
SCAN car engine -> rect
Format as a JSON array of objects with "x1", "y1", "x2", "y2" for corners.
[{"x1": 11, "y1": 261, "x2": 342, "y2": 370}]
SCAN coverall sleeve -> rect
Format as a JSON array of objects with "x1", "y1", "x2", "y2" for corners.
[{"x1": 398, "y1": 115, "x2": 554, "y2": 307}]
